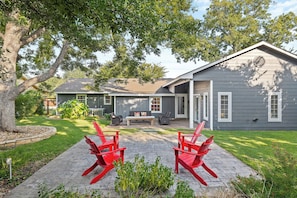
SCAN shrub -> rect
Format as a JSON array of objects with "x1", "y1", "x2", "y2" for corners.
[
  {"x1": 231, "y1": 145, "x2": 297, "y2": 198},
  {"x1": 15, "y1": 90, "x2": 44, "y2": 118},
  {"x1": 174, "y1": 180, "x2": 195, "y2": 198},
  {"x1": 57, "y1": 100, "x2": 89, "y2": 119},
  {"x1": 38, "y1": 184, "x2": 101, "y2": 198},
  {"x1": 114, "y1": 155, "x2": 175, "y2": 197}
]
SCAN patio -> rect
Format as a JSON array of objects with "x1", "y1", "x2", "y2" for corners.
[{"x1": 5, "y1": 123, "x2": 258, "y2": 197}]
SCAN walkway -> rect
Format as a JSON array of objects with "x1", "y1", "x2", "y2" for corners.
[{"x1": 5, "y1": 128, "x2": 257, "y2": 197}]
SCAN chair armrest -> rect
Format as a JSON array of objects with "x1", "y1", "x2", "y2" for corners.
[
  {"x1": 96, "y1": 147, "x2": 126, "y2": 156},
  {"x1": 173, "y1": 147, "x2": 208, "y2": 156}
]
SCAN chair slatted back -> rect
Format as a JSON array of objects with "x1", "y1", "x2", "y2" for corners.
[
  {"x1": 84, "y1": 136, "x2": 107, "y2": 166},
  {"x1": 190, "y1": 121, "x2": 205, "y2": 143},
  {"x1": 93, "y1": 121, "x2": 107, "y2": 143},
  {"x1": 192, "y1": 136, "x2": 214, "y2": 166}
]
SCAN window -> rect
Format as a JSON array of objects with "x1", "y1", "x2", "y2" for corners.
[
  {"x1": 218, "y1": 92, "x2": 232, "y2": 122},
  {"x1": 76, "y1": 94, "x2": 87, "y2": 104},
  {"x1": 150, "y1": 97, "x2": 161, "y2": 113},
  {"x1": 203, "y1": 92, "x2": 208, "y2": 120},
  {"x1": 104, "y1": 95, "x2": 111, "y2": 105},
  {"x1": 268, "y1": 92, "x2": 282, "y2": 122}
]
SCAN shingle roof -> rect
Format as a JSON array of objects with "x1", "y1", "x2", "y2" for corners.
[{"x1": 54, "y1": 78, "x2": 174, "y2": 95}]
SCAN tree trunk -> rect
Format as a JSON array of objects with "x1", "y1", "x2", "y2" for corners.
[
  {"x1": 0, "y1": 12, "x2": 25, "y2": 132},
  {"x1": 0, "y1": 94, "x2": 16, "y2": 131}
]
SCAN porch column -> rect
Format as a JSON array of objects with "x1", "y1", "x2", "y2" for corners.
[
  {"x1": 113, "y1": 96, "x2": 117, "y2": 113},
  {"x1": 189, "y1": 80, "x2": 194, "y2": 129}
]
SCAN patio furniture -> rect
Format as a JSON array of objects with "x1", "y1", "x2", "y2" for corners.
[
  {"x1": 82, "y1": 136, "x2": 126, "y2": 184},
  {"x1": 173, "y1": 135, "x2": 218, "y2": 186},
  {"x1": 93, "y1": 121, "x2": 119, "y2": 150},
  {"x1": 111, "y1": 113, "x2": 123, "y2": 125},
  {"x1": 158, "y1": 112, "x2": 171, "y2": 125},
  {"x1": 178, "y1": 121, "x2": 205, "y2": 151},
  {"x1": 126, "y1": 111, "x2": 154, "y2": 126}
]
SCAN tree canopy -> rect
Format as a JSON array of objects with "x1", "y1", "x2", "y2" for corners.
[
  {"x1": 0, "y1": 0, "x2": 200, "y2": 131},
  {"x1": 201, "y1": 0, "x2": 297, "y2": 61}
]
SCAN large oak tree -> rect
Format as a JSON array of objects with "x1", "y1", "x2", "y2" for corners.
[{"x1": 0, "y1": 0, "x2": 200, "y2": 131}]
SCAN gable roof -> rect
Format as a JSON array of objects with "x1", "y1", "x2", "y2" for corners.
[
  {"x1": 54, "y1": 78, "x2": 174, "y2": 96},
  {"x1": 163, "y1": 41, "x2": 297, "y2": 87}
]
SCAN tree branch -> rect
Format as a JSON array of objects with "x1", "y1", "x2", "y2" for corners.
[
  {"x1": 16, "y1": 40, "x2": 69, "y2": 95},
  {"x1": 0, "y1": 32, "x2": 4, "y2": 40},
  {"x1": 20, "y1": 27, "x2": 46, "y2": 46}
]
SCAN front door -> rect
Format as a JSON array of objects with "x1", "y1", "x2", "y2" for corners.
[{"x1": 175, "y1": 94, "x2": 188, "y2": 118}]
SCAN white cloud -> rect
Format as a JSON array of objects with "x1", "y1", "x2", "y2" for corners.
[{"x1": 269, "y1": 0, "x2": 297, "y2": 17}]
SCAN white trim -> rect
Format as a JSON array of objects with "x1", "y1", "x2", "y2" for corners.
[
  {"x1": 268, "y1": 92, "x2": 282, "y2": 122},
  {"x1": 210, "y1": 80, "x2": 213, "y2": 130},
  {"x1": 189, "y1": 80, "x2": 194, "y2": 128},
  {"x1": 76, "y1": 94, "x2": 87, "y2": 104},
  {"x1": 194, "y1": 94, "x2": 201, "y2": 123},
  {"x1": 175, "y1": 94, "x2": 188, "y2": 118},
  {"x1": 218, "y1": 92, "x2": 232, "y2": 122},
  {"x1": 104, "y1": 95, "x2": 111, "y2": 105},
  {"x1": 149, "y1": 96, "x2": 162, "y2": 113},
  {"x1": 203, "y1": 92, "x2": 209, "y2": 121}
]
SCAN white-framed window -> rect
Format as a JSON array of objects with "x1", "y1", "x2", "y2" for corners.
[
  {"x1": 218, "y1": 92, "x2": 232, "y2": 122},
  {"x1": 104, "y1": 95, "x2": 111, "y2": 105},
  {"x1": 268, "y1": 92, "x2": 282, "y2": 122},
  {"x1": 203, "y1": 92, "x2": 208, "y2": 121},
  {"x1": 76, "y1": 94, "x2": 87, "y2": 104},
  {"x1": 150, "y1": 96, "x2": 162, "y2": 113}
]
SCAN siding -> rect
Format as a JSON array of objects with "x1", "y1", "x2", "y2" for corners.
[{"x1": 193, "y1": 47, "x2": 297, "y2": 130}]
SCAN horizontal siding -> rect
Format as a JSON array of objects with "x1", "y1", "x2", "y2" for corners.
[{"x1": 194, "y1": 47, "x2": 297, "y2": 130}]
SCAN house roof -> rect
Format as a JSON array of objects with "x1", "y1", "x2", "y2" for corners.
[
  {"x1": 54, "y1": 78, "x2": 104, "y2": 94},
  {"x1": 54, "y1": 78, "x2": 174, "y2": 96},
  {"x1": 163, "y1": 41, "x2": 297, "y2": 87},
  {"x1": 106, "y1": 78, "x2": 174, "y2": 96}
]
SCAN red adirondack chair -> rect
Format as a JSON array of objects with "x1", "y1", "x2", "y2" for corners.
[
  {"x1": 82, "y1": 135, "x2": 126, "y2": 184},
  {"x1": 93, "y1": 121, "x2": 119, "y2": 150},
  {"x1": 178, "y1": 121, "x2": 205, "y2": 151},
  {"x1": 174, "y1": 135, "x2": 218, "y2": 186}
]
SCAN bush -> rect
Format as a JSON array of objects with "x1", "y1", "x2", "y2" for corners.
[
  {"x1": 57, "y1": 100, "x2": 89, "y2": 119},
  {"x1": 231, "y1": 145, "x2": 297, "y2": 198},
  {"x1": 174, "y1": 181, "x2": 195, "y2": 198},
  {"x1": 15, "y1": 90, "x2": 44, "y2": 118},
  {"x1": 114, "y1": 155, "x2": 175, "y2": 197},
  {"x1": 38, "y1": 184, "x2": 101, "y2": 198}
]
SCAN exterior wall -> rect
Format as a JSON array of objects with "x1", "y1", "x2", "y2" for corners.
[
  {"x1": 193, "y1": 48, "x2": 297, "y2": 130},
  {"x1": 115, "y1": 96, "x2": 175, "y2": 118},
  {"x1": 56, "y1": 94, "x2": 113, "y2": 115}
]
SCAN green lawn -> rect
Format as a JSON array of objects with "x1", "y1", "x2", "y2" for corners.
[
  {"x1": 1, "y1": 116, "x2": 297, "y2": 191},
  {"x1": 202, "y1": 130, "x2": 297, "y2": 169}
]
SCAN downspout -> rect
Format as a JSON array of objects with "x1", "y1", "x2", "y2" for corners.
[{"x1": 189, "y1": 80, "x2": 194, "y2": 129}]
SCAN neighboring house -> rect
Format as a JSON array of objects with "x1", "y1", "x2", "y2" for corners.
[
  {"x1": 164, "y1": 41, "x2": 297, "y2": 130},
  {"x1": 55, "y1": 41, "x2": 297, "y2": 130},
  {"x1": 54, "y1": 78, "x2": 176, "y2": 118}
]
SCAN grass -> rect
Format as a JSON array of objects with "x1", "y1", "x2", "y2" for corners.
[
  {"x1": 202, "y1": 130, "x2": 297, "y2": 170},
  {"x1": 1, "y1": 116, "x2": 297, "y2": 196}
]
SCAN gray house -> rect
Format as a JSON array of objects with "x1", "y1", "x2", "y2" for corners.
[
  {"x1": 55, "y1": 41, "x2": 297, "y2": 130},
  {"x1": 54, "y1": 78, "x2": 177, "y2": 118},
  {"x1": 164, "y1": 41, "x2": 297, "y2": 130}
]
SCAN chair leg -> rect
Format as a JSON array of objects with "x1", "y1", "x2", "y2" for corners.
[
  {"x1": 90, "y1": 164, "x2": 114, "y2": 184},
  {"x1": 202, "y1": 163, "x2": 218, "y2": 178},
  {"x1": 187, "y1": 168, "x2": 208, "y2": 186},
  {"x1": 82, "y1": 162, "x2": 98, "y2": 176}
]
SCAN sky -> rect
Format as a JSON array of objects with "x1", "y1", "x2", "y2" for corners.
[
  {"x1": 99, "y1": 0, "x2": 297, "y2": 78},
  {"x1": 145, "y1": 0, "x2": 297, "y2": 78}
]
